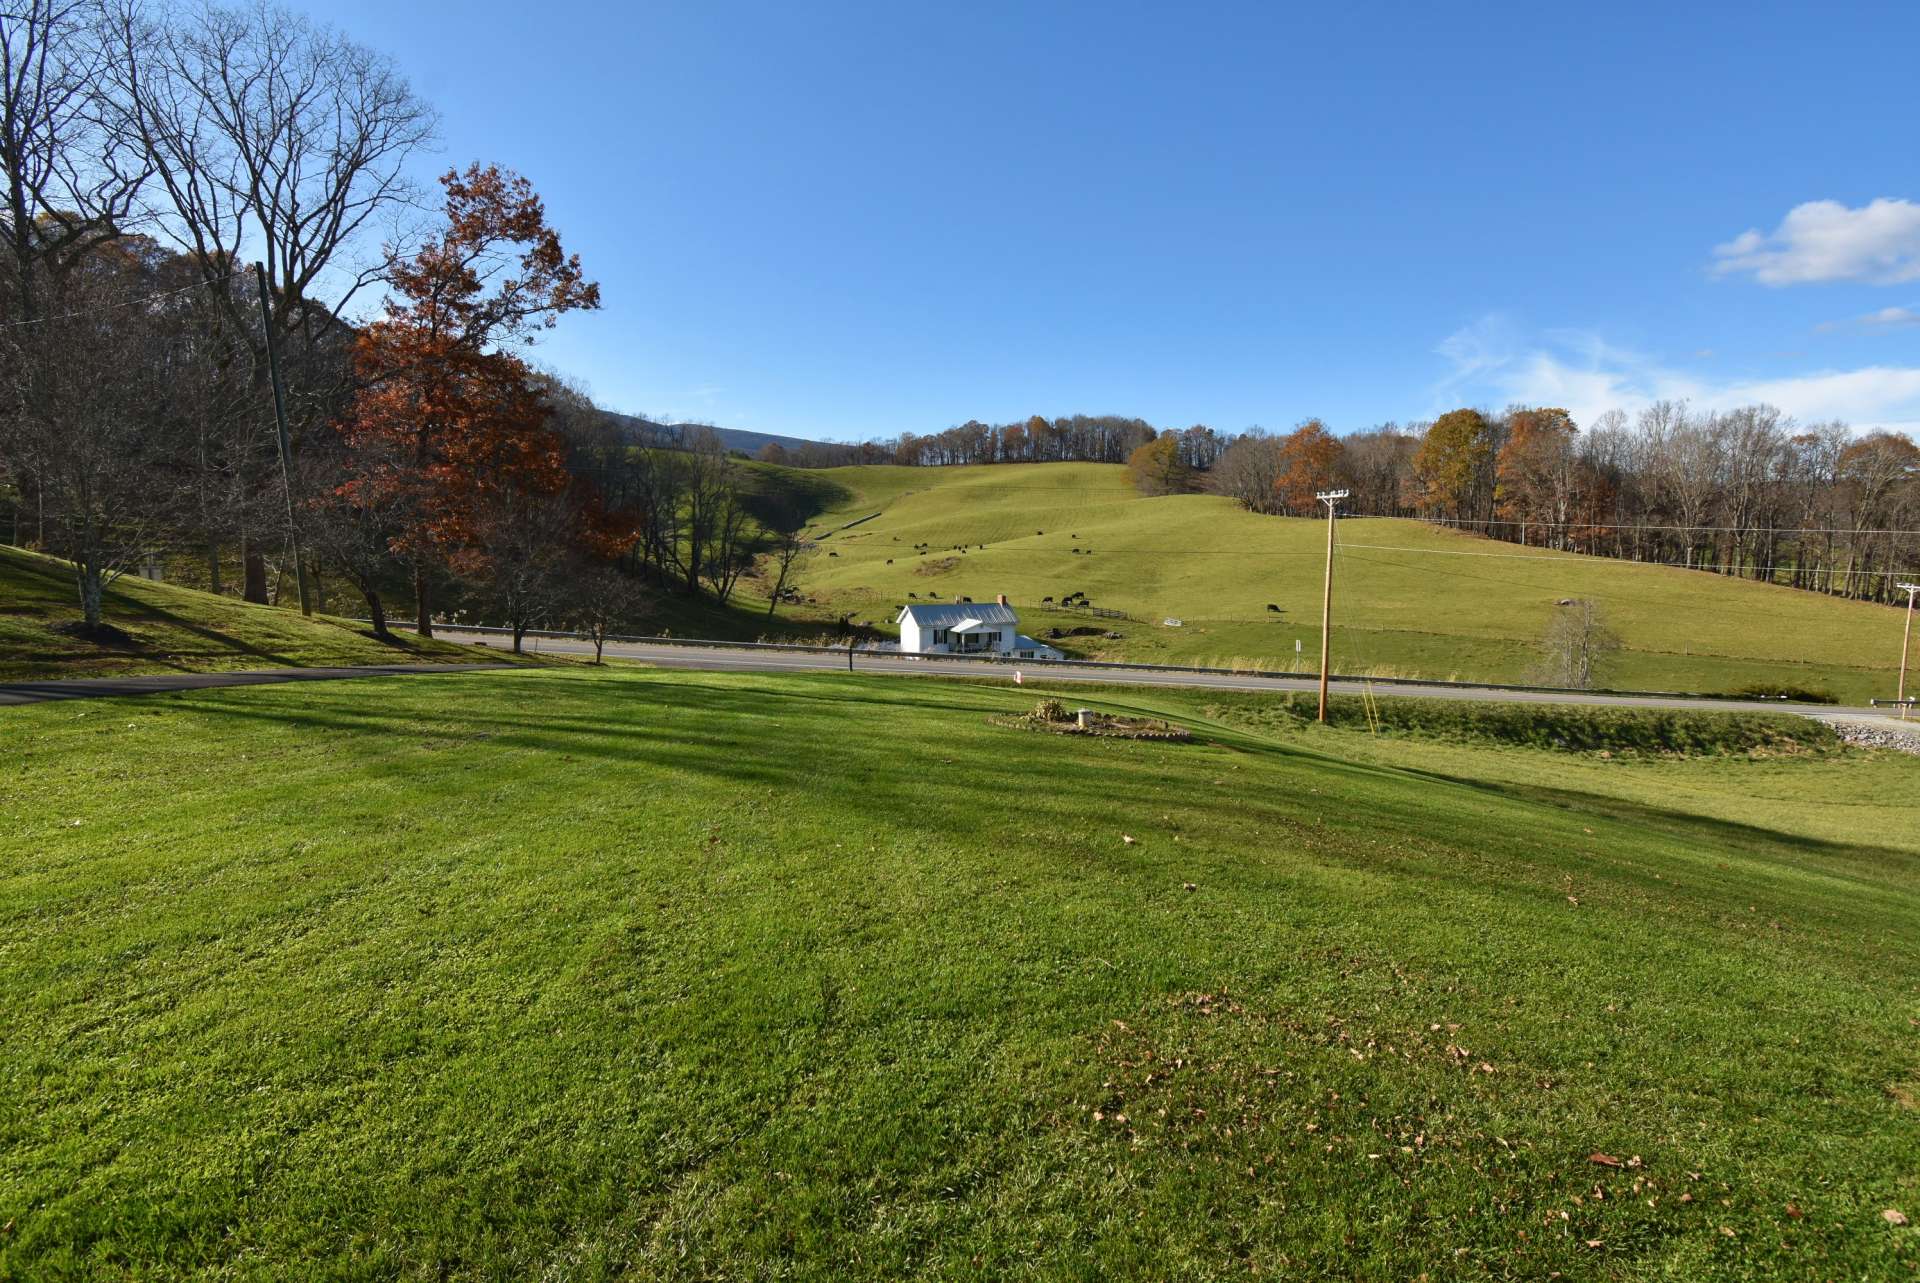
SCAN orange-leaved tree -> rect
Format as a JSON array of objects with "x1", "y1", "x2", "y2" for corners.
[
  {"x1": 1275, "y1": 418, "x2": 1343, "y2": 514},
  {"x1": 1494, "y1": 407, "x2": 1580, "y2": 545},
  {"x1": 1414, "y1": 408, "x2": 1496, "y2": 525},
  {"x1": 340, "y1": 164, "x2": 601, "y2": 635}
]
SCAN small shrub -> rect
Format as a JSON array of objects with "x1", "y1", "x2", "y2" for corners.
[
  {"x1": 1033, "y1": 698, "x2": 1070, "y2": 723},
  {"x1": 1203, "y1": 692, "x2": 1840, "y2": 757}
]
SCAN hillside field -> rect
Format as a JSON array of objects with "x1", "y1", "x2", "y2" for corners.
[
  {"x1": 744, "y1": 463, "x2": 1904, "y2": 702},
  {"x1": 2, "y1": 666, "x2": 1916, "y2": 1279},
  {"x1": 0, "y1": 546, "x2": 491, "y2": 680}
]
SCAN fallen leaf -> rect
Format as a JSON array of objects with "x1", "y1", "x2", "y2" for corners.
[
  {"x1": 1885, "y1": 1208, "x2": 1910, "y2": 1226},
  {"x1": 1182, "y1": 882, "x2": 1197, "y2": 892},
  {"x1": 1785, "y1": 1203, "x2": 1804, "y2": 1220},
  {"x1": 1589, "y1": 1153, "x2": 1623, "y2": 1168},
  {"x1": 1121, "y1": 834, "x2": 1136, "y2": 846}
]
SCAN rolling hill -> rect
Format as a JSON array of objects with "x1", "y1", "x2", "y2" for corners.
[
  {"x1": 607, "y1": 411, "x2": 834, "y2": 459},
  {"x1": 753, "y1": 462, "x2": 1907, "y2": 702}
]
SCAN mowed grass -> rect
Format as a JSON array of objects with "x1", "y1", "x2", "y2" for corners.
[
  {"x1": 760, "y1": 462, "x2": 1906, "y2": 701},
  {"x1": 3, "y1": 667, "x2": 1917, "y2": 1279},
  {"x1": 0, "y1": 546, "x2": 486, "y2": 679}
]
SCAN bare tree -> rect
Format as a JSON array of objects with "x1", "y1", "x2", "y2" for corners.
[
  {"x1": 299, "y1": 436, "x2": 407, "y2": 637},
  {"x1": 1531, "y1": 598, "x2": 1621, "y2": 690},
  {"x1": 106, "y1": 0, "x2": 436, "y2": 598},
  {"x1": 1208, "y1": 429, "x2": 1284, "y2": 513},
  {"x1": 0, "y1": 246, "x2": 196, "y2": 628},
  {"x1": 762, "y1": 522, "x2": 812, "y2": 618},
  {"x1": 462, "y1": 485, "x2": 573, "y2": 654},
  {"x1": 1, "y1": 1, "x2": 148, "y2": 323},
  {"x1": 568, "y1": 563, "x2": 650, "y2": 662}
]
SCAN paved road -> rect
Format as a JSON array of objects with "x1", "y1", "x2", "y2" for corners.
[
  {"x1": 0, "y1": 663, "x2": 509, "y2": 707},
  {"x1": 443, "y1": 630, "x2": 1881, "y2": 720},
  {"x1": 2, "y1": 635, "x2": 1886, "y2": 723}
]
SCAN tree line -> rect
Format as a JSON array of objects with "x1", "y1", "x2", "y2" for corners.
[
  {"x1": 0, "y1": 0, "x2": 798, "y2": 649},
  {"x1": 1199, "y1": 405, "x2": 1919, "y2": 603},
  {"x1": 755, "y1": 416, "x2": 1229, "y2": 471}
]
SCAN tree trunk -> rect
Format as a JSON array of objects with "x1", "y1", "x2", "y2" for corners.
[
  {"x1": 207, "y1": 537, "x2": 222, "y2": 595},
  {"x1": 77, "y1": 563, "x2": 105, "y2": 630},
  {"x1": 414, "y1": 567, "x2": 434, "y2": 637},
  {"x1": 512, "y1": 620, "x2": 526, "y2": 654},
  {"x1": 363, "y1": 589, "x2": 389, "y2": 639},
  {"x1": 243, "y1": 540, "x2": 269, "y2": 603}
]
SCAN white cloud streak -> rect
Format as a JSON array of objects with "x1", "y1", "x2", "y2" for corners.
[
  {"x1": 1713, "y1": 198, "x2": 1920, "y2": 285},
  {"x1": 1434, "y1": 314, "x2": 1920, "y2": 434}
]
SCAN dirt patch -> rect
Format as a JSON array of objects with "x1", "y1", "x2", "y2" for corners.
[
  {"x1": 991, "y1": 699, "x2": 1193, "y2": 741},
  {"x1": 914, "y1": 557, "x2": 960, "y2": 576}
]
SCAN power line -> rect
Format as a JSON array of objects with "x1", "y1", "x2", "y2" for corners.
[
  {"x1": 0, "y1": 271, "x2": 243, "y2": 330},
  {"x1": 1347, "y1": 512, "x2": 1920, "y2": 538},
  {"x1": 1336, "y1": 540, "x2": 1920, "y2": 580}
]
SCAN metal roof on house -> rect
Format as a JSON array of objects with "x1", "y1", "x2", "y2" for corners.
[{"x1": 895, "y1": 602, "x2": 1018, "y2": 626}]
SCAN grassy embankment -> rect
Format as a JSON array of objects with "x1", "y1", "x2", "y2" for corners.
[
  {"x1": 3, "y1": 665, "x2": 1915, "y2": 1279},
  {"x1": 738, "y1": 461, "x2": 1903, "y2": 702},
  {"x1": 0, "y1": 545, "x2": 492, "y2": 680}
]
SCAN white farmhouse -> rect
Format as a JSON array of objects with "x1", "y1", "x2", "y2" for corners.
[{"x1": 895, "y1": 595, "x2": 1063, "y2": 660}]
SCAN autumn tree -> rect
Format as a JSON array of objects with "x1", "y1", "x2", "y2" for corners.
[
  {"x1": 1126, "y1": 431, "x2": 1194, "y2": 496},
  {"x1": 1414, "y1": 409, "x2": 1497, "y2": 524},
  {"x1": 340, "y1": 163, "x2": 599, "y2": 636},
  {"x1": 1275, "y1": 418, "x2": 1343, "y2": 514},
  {"x1": 1494, "y1": 407, "x2": 1580, "y2": 545}
]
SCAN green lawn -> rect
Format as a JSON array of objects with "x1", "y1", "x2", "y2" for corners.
[
  {"x1": 3, "y1": 667, "x2": 1916, "y2": 1279},
  {"x1": 0, "y1": 546, "x2": 491, "y2": 679},
  {"x1": 747, "y1": 462, "x2": 1908, "y2": 701}
]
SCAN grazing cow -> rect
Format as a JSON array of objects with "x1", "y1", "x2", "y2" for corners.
[
  {"x1": 886, "y1": 558, "x2": 894, "y2": 564},
  {"x1": 1036, "y1": 530, "x2": 1044, "y2": 535},
  {"x1": 1266, "y1": 603, "x2": 1280, "y2": 612},
  {"x1": 828, "y1": 551, "x2": 838, "y2": 557},
  {"x1": 1041, "y1": 596, "x2": 1053, "y2": 603},
  {"x1": 909, "y1": 592, "x2": 918, "y2": 598}
]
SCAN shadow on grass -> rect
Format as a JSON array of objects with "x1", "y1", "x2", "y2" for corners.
[{"x1": 173, "y1": 668, "x2": 1920, "y2": 895}]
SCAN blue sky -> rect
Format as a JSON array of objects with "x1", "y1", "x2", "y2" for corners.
[{"x1": 303, "y1": 0, "x2": 1920, "y2": 441}]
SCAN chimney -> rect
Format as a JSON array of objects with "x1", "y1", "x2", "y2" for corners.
[{"x1": 996, "y1": 594, "x2": 1009, "y2": 607}]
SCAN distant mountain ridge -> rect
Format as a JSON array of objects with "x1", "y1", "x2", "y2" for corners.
[{"x1": 605, "y1": 412, "x2": 833, "y2": 458}]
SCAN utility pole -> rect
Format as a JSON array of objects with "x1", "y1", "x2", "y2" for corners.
[
  {"x1": 1316, "y1": 489, "x2": 1349, "y2": 723},
  {"x1": 1898, "y1": 582, "x2": 1920, "y2": 720},
  {"x1": 254, "y1": 263, "x2": 312, "y2": 616}
]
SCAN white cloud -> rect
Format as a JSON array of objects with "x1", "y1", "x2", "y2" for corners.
[
  {"x1": 1712, "y1": 198, "x2": 1920, "y2": 285},
  {"x1": 1433, "y1": 316, "x2": 1920, "y2": 433},
  {"x1": 1863, "y1": 305, "x2": 1920, "y2": 327}
]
